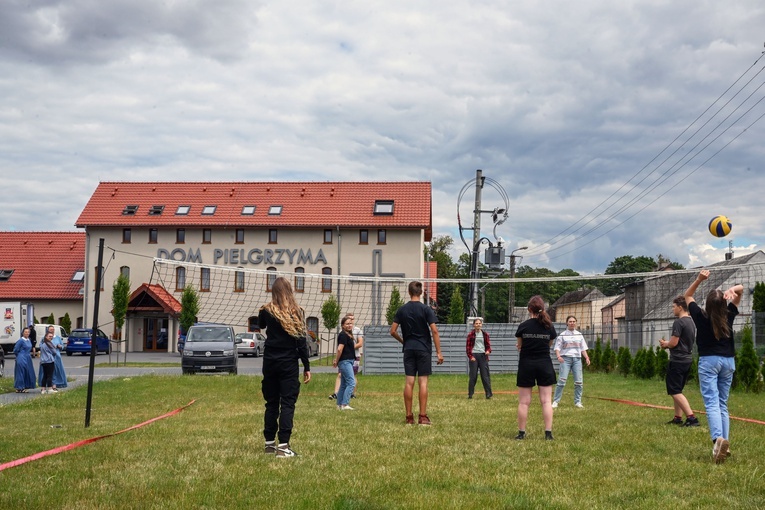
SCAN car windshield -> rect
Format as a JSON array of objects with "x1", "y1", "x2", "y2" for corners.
[
  {"x1": 71, "y1": 331, "x2": 92, "y2": 338},
  {"x1": 188, "y1": 327, "x2": 232, "y2": 342}
]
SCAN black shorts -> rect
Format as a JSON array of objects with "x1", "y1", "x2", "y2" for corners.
[
  {"x1": 666, "y1": 360, "x2": 692, "y2": 395},
  {"x1": 403, "y1": 350, "x2": 432, "y2": 377},
  {"x1": 517, "y1": 357, "x2": 556, "y2": 387}
]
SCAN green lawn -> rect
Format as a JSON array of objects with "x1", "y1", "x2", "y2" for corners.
[{"x1": 1, "y1": 373, "x2": 764, "y2": 509}]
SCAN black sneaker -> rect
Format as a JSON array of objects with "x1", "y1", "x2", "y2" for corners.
[
  {"x1": 328, "y1": 393, "x2": 337, "y2": 400},
  {"x1": 667, "y1": 417, "x2": 683, "y2": 425},
  {"x1": 683, "y1": 417, "x2": 700, "y2": 427},
  {"x1": 514, "y1": 431, "x2": 526, "y2": 440},
  {"x1": 545, "y1": 431, "x2": 554, "y2": 441}
]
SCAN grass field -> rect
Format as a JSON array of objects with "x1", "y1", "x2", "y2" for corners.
[{"x1": 1, "y1": 372, "x2": 764, "y2": 509}]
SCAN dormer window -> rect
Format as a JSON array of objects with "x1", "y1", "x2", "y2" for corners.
[
  {"x1": 202, "y1": 205, "x2": 217, "y2": 215},
  {"x1": 241, "y1": 205, "x2": 256, "y2": 215},
  {"x1": 122, "y1": 205, "x2": 139, "y2": 215},
  {"x1": 374, "y1": 200, "x2": 394, "y2": 215},
  {"x1": 0, "y1": 269, "x2": 14, "y2": 281},
  {"x1": 269, "y1": 205, "x2": 282, "y2": 215},
  {"x1": 148, "y1": 205, "x2": 165, "y2": 215},
  {"x1": 176, "y1": 205, "x2": 191, "y2": 215}
]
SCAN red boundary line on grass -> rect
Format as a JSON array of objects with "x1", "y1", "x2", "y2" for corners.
[
  {"x1": 0, "y1": 400, "x2": 196, "y2": 473},
  {"x1": 593, "y1": 397, "x2": 765, "y2": 425}
]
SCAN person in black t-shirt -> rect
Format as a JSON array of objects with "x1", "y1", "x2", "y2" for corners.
[
  {"x1": 659, "y1": 296, "x2": 698, "y2": 426},
  {"x1": 259, "y1": 277, "x2": 311, "y2": 458},
  {"x1": 684, "y1": 269, "x2": 742, "y2": 464},
  {"x1": 390, "y1": 281, "x2": 443, "y2": 426},
  {"x1": 514, "y1": 295, "x2": 557, "y2": 440},
  {"x1": 332, "y1": 316, "x2": 357, "y2": 410}
]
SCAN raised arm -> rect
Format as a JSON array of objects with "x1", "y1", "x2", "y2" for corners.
[
  {"x1": 724, "y1": 284, "x2": 744, "y2": 307},
  {"x1": 684, "y1": 269, "x2": 709, "y2": 305}
]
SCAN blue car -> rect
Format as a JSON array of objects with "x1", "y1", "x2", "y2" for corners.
[{"x1": 66, "y1": 328, "x2": 111, "y2": 355}]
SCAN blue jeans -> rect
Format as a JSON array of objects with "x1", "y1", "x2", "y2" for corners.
[
  {"x1": 337, "y1": 360, "x2": 356, "y2": 406},
  {"x1": 698, "y1": 356, "x2": 735, "y2": 442},
  {"x1": 553, "y1": 356, "x2": 583, "y2": 404}
]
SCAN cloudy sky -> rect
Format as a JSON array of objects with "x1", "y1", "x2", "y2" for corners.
[{"x1": 1, "y1": 0, "x2": 764, "y2": 274}]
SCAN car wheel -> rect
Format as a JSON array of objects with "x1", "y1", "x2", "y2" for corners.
[
  {"x1": 0, "y1": 359, "x2": 4, "y2": 378},
  {"x1": 254, "y1": 347, "x2": 260, "y2": 358},
  {"x1": 231, "y1": 368, "x2": 238, "y2": 375},
  {"x1": 106, "y1": 344, "x2": 111, "y2": 355},
  {"x1": 66, "y1": 351, "x2": 72, "y2": 356},
  {"x1": 182, "y1": 368, "x2": 193, "y2": 375}
]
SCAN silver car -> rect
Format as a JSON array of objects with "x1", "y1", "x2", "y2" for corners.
[{"x1": 236, "y1": 332, "x2": 266, "y2": 357}]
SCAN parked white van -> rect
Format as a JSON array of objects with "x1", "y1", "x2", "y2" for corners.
[{"x1": 34, "y1": 324, "x2": 69, "y2": 348}]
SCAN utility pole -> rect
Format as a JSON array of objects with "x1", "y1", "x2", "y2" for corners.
[
  {"x1": 470, "y1": 169, "x2": 485, "y2": 315},
  {"x1": 507, "y1": 246, "x2": 527, "y2": 322}
]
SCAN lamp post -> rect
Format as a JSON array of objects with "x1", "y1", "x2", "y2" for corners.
[{"x1": 507, "y1": 246, "x2": 528, "y2": 322}]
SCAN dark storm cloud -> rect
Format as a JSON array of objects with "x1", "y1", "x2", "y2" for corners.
[{"x1": 0, "y1": 0, "x2": 259, "y2": 65}]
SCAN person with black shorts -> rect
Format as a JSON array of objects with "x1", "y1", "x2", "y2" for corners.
[
  {"x1": 514, "y1": 295, "x2": 557, "y2": 440},
  {"x1": 659, "y1": 296, "x2": 698, "y2": 427},
  {"x1": 390, "y1": 281, "x2": 444, "y2": 426}
]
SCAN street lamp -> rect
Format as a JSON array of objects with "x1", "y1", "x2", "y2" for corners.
[{"x1": 507, "y1": 246, "x2": 528, "y2": 322}]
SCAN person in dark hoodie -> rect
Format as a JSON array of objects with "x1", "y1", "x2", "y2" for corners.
[{"x1": 258, "y1": 277, "x2": 311, "y2": 458}]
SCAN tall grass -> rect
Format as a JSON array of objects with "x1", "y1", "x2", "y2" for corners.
[{"x1": 1, "y1": 373, "x2": 764, "y2": 509}]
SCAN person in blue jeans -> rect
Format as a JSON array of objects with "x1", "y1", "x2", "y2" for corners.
[
  {"x1": 332, "y1": 316, "x2": 357, "y2": 410},
  {"x1": 552, "y1": 316, "x2": 591, "y2": 408},
  {"x1": 684, "y1": 269, "x2": 742, "y2": 464}
]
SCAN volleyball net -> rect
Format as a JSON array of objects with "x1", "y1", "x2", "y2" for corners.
[{"x1": 149, "y1": 257, "x2": 765, "y2": 353}]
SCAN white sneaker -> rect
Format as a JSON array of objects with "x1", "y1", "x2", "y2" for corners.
[
  {"x1": 340, "y1": 405, "x2": 354, "y2": 411},
  {"x1": 551, "y1": 402, "x2": 558, "y2": 408},
  {"x1": 713, "y1": 437, "x2": 729, "y2": 464},
  {"x1": 575, "y1": 403, "x2": 584, "y2": 408}
]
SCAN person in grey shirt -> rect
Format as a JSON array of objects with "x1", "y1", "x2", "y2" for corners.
[{"x1": 659, "y1": 296, "x2": 698, "y2": 427}]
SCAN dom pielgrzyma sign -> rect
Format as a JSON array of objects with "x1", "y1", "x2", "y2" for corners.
[{"x1": 156, "y1": 247, "x2": 328, "y2": 266}]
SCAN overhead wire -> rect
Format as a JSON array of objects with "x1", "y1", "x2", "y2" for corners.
[{"x1": 520, "y1": 51, "x2": 765, "y2": 261}]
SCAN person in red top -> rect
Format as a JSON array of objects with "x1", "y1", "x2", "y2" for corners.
[{"x1": 466, "y1": 318, "x2": 493, "y2": 399}]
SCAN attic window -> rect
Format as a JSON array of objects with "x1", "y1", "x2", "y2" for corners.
[
  {"x1": 71, "y1": 270, "x2": 85, "y2": 282},
  {"x1": 0, "y1": 269, "x2": 14, "y2": 281},
  {"x1": 241, "y1": 205, "x2": 256, "y2": 215},
  {"x1": 148, "y1": 205, "x2": 165, "y2": 215},
  {"x1": 374, "y1": 200, "x2": 394, "y2": 215},
  {"x1": 176, "y1": 205, "x2": 191, "y2": 215},
  {"x1": 122, "y1": 205, "x2": 139, "y2": 215},
  {"x1": 202, "y1": 205, "x2": 217, "y2": 215},
  {"x1": 269, "y1": 205, "x2": 282, "y2": 215}
]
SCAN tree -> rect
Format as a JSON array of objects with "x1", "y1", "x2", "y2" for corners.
[
  {"x1": 47, "y1": 313, "x2": 55, "y2": 325},
  {"x1": 112, "y1": 273, "x2": 130, "y2": 340},
  {"x1": 321, "y1": 294, "x2": 341, "y2": 348},
  {"x1": 425, "y1": 236, "x2": 458, "y2": 323},
  {"x1": 601, "y1": 340, "x2": 616, "y2": 373},
  {"x1": 179, "y1": 285, "x2": 200, "y2": 334},
  {"x1": 598, "y1": 254, "x2": 684, "y2": 296},
  {"x1": 655, "y1": 346, "x2": 669, "y2": 380},
  {"x1": 448, "y1": 287, "x2": 465, "y2": 324},
  {"x1": 590, "y1": 338, "x2": 602, "y2": 372},
  {"x1": 386, "y1": 286, "x2": 404, "y2": 325},
  {"x1": 60, "y1": 313, "x2": 72, "y2": 335},
  {"x1": 514, "y1": 266, "x2": 581, "y2": 309},
  {"x1": 617, "y1": 347, "x2": 632, "y2": 377},
  {"x1": 734, "y1": 322, "x2": 762, "y2": 392}
]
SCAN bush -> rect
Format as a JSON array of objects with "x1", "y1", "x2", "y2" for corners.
[
  {"x1": 655, "y1": 346, "x2": 669, "y2": 380},
  {"x1": 632, "y1": 349, "x2": 645, "y2": 378},
  {"x1": 643, "y1": 347, "x2": 656, "y2": 379},
  {"x1": 590, "y1": 338, "x2": 602, "y2": 372},
  {"x1": 617, "y1": 347, "x2": 631, "y2": 377},
  {"x1": 735, "y1": 322, "x2": 762, "y2": 392},
  {"x1": 602, "y1": 343, "x2": 616, "y2": 373}
]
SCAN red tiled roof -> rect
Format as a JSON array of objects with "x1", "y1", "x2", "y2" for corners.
[
  {"x1": 0, "y1": 232, "x2": 85, "y2": 300},
  {"x1": 76, "y1": 181, "x2": 432, "y2": 239},
  {"x1": 128, "y1": 283, "x2": 182, "y2": 314}
]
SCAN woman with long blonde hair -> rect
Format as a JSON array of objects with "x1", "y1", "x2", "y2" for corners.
[{"x1": 259, "y1": 277, "x2": 311, "y2": 457}]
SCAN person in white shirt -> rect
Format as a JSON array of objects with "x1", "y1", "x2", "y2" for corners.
[{"x1": 552, "y1": 316, "x2": 591, "y2": 408}]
